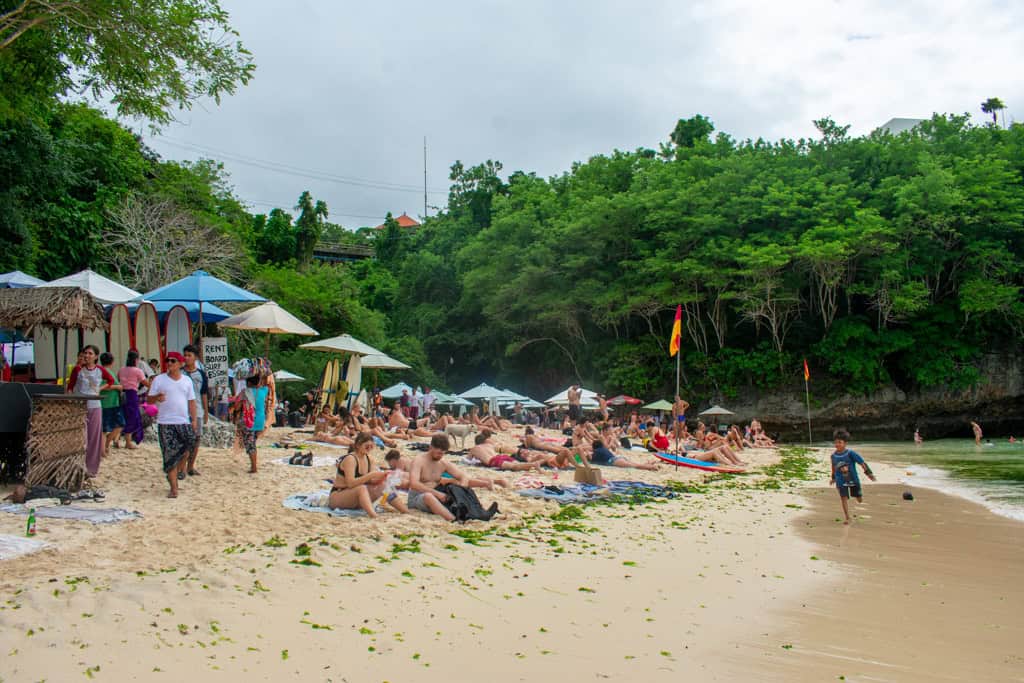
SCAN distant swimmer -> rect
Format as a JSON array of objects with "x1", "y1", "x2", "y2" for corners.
[
  {"x1": 970, "y1": 421, "x2": 983, "y2": 445},
  {"x1": 914, "y1": 428, "x2": 923, "y2": 445}
]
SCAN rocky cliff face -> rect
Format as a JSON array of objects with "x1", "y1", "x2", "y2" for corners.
[{"x1": 728, "y1": 354, "x2": 1024, "y2": 441}]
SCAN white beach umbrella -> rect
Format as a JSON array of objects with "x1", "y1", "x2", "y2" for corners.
[
  {"x1": 360, "y1": 352, "x2": 411, "y2": 370},
  {"x1": 299, "y1": 333, "x2": 384, "y2": 356},
  {"x1": 273, "y1": 370, "x2": 306, "y2": 382},
  {"x1": 41, "y1": 269, "x2": 140, "y2": 304}
]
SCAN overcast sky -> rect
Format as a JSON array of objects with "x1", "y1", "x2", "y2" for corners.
[{"x1": 139, "y1": 0, "x2": 1024, "y2": 228}]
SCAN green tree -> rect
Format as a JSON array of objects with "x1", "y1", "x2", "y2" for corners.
[
  {"x1": 293, "y1": 190, "x2": 327, "y2": 268},
  {"x1": 0, "y1": 0, "x2": 255, "y2": 125},
  {"x1": 980, "y1": 97, "x2": 1006, "y2": 126}
]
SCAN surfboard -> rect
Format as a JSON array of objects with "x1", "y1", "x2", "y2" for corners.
[
  {"x1": 134, "y1": 302, "x2": 162, "y2": 371},
  {"x1": 164, "y1": 305, "x2": 191, "y2": 356},
  {"x1": 654, "y1": 451, "x2": 745, "y2": 472},
  {"x1": 108, "y1": 304, "x2": 133, "y2": 370}
]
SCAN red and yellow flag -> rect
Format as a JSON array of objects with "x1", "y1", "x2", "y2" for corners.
[
  {"x1": 803, "y1": 358, "x2": 810, "y2": 382},
  {"x1": 669, "y1": 305, "x2": 682, "y2": 357}
]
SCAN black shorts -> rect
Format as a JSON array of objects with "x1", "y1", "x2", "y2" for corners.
[
  {"x1": 568, "y1": 404, "x2": 581, "y2": 421},
  {"x1": 837, "y1": 484, "x2": 862, "y2": 499}
]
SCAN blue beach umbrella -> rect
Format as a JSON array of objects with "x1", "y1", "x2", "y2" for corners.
[{"x1": 140, "y1": 270, "x2": 264, "y2": 331}]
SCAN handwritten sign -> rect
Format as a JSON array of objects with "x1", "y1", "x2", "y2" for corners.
[{"x1": 201, "y1": 337, "x2": 229, "y2": 396}]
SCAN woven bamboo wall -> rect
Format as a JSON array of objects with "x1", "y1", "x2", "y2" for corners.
[{"x1": 25, "y1": 397, "x2": 88, "y2": 491}]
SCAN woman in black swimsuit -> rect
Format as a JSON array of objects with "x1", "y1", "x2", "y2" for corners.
[{"x1": 328, "y1": 432, "x2": 408, "y2": 517}]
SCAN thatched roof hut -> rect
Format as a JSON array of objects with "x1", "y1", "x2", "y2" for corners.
[{"x1": 0, "y1": 287, "x2": 109, "y2": 331}]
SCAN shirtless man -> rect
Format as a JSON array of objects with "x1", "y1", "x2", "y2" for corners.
[
  {"x1": 970, "y1": 421, "x2": 983, "y2": 445},
  {"x1": 567, "y1": 384, "x2": 582, "y2": 423},
  {"x1": 597, "y1": 394, "x2": 609, "y2": 421},
  {"x1": 672, "y1": 394, "x2": 690, "y2": 447},
  {"x1": 407, "y1": 434, "x2": 470, "y2": 521},
  {"x1": 522, "y1": 427, "x2": 573, "y2": 466},
  {"x1": 469, "y1": 432, "x2": 542, "y2": 471},
  {"x1": 385, "y1": 450, "x2": 508, "y2": 489}
]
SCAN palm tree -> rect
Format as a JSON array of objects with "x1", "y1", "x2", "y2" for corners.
[{"x1": 981, "y1": 97, "x2": 1006, "y2": 126}]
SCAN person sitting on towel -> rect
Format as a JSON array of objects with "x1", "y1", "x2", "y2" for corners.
[{"x1": 328, "y1": 432, "x2": 408, "y2": 518}]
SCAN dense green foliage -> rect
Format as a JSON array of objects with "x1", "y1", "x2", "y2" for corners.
[{"x1": 1, "y1": 6, "x2": 1020, "y2": 403}]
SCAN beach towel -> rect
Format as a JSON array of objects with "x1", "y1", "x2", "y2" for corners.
[
  {"x1": 272, "y1": 455, "x2": 336, "y2": 468},
  {"x1": 300, "y1": 440, "x2": 349, "y2": 450},
  {"x1": 0, "y1": 534, "x2": 49, "y2": 561},
  {"x1": 512, "y1": 475, "x2": 546, "y2": 489},
  {"x1": 0, "y1": 504, "x2": 142, "y2": 524},
  {"x1": 282, "y1": 492, "x2": 379, "y2": 517}
]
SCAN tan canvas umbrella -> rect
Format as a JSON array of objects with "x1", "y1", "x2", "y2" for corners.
[
  {"x1": 217, "y1": 301, "x2": 318, "y2": 353},
  {"x1": 299, "y1": 333, "x2": 383, "y2": 356}
]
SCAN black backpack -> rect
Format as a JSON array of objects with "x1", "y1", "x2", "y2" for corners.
[{"x1": 436, "y1": 484, "x2": 498, "y2": 522}]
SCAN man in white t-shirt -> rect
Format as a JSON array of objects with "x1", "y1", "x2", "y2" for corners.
[
  {"x1": 420, "y1": 387, "x2": 436, "y2": 418},
  {"x1": 147, "y1": 351, "x2": 197, "y2": 498}
]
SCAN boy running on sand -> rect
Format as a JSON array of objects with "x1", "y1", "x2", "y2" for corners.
[{"x1": 829, "y1": 428, "x2": 876, "y2": 524}]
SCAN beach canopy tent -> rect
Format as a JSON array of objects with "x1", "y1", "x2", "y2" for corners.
[
  {"x1": 0, "y1": 271, "x2": 46, "y2": 288},
  {"x1": 40, "y1": 269, "x2": 140, "y2": 304},
  {"x1": 272, "y1": 369, "x2": 306, "y2": 383},
  {"x1": 0, "y1": 287, "x2": 108, "y2": 382},
  {"x1": 699, "y1": 404, "x2": 735, "y2": 418},
  {"x1": 217, "y1": 301, "x2": 317, "y2": 355},
  {"x1": 545, "y1": 386, "x2": 600, "y2": 408},
  {"x1": 380, "y1": 382, "x2": 414, "y2": 400},
  {"x1": 608, "y1": 394, "x2": 642, "y2": 406},
  {"x1": 458, "y1": 383, "x2": 510, "y2": 400},
  {"x1": 642, "y1": 399, "x2": 674, "y2": 411}
]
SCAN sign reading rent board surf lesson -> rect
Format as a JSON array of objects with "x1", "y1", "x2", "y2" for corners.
[{"x1": 201, "y1": 337, "x2": 229, "y2": 395}]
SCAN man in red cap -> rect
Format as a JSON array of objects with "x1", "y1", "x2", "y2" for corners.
[{"x1": 147, "y1": 351, "x2": 198, "y2": 498}]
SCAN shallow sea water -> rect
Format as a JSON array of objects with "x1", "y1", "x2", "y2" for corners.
[{"x1": 855, "y1": 439, "x2": 1024, "y2": 522}]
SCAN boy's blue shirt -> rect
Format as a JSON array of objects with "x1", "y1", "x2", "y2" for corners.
[{"x1": 831, "y1": 448, "x2": 866, "y2": 487}]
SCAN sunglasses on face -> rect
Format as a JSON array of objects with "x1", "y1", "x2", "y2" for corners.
[{"x1": 167, "y1": 359, "x2": 180, "y2": 364}]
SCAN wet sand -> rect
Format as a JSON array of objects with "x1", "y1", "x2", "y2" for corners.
[{"x1": 726, "y1": 484, "x2": 1024, "y2": 682}]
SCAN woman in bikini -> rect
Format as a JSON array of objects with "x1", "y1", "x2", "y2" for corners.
[{"x1": 328, "y1": 432, "x2": 408, "y2": 517}]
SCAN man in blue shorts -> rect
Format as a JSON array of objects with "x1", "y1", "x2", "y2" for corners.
[
  {"x1": 829, "y1": 428, "x2": 876, "y2": 524},
  {"x1": 672, "y1": 395, "x2": 689, "y2": 450}
]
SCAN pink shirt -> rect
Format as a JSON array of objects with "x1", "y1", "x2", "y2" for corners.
[{"x1": 118, "y1": 366, "x2": 146, "y2": 391}]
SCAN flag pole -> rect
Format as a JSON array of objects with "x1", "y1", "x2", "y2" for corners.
[{"x1": 803, "y1": 360, "x2": 812, "y2": 445}]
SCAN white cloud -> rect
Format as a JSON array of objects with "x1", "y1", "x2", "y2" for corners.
[{"x1": 140, "y1": 0, "x2": 1024, "y2": 225}]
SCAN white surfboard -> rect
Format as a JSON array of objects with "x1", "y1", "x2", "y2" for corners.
[
  {"x1": 134, "y1": 302, "x2": 162, "y2": 371},
  {"x1": 108, "y1": 304, "x2": 133, "y2": 370},
  {"x1": 164, "y1": 305, "x2": 191, "y2": 356}
]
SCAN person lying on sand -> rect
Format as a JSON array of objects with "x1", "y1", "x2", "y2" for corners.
[
  {"x1": 588, "y1": 438, "x2": 659, "y2": 471},
  {"x1": 685, "y1": 442, "x2": 747, "y2": 469},
  {"x1": 522, "y1": 427, "x2": 574, "y2": 466},
  {"x1": 385, "y1": 450, "x2": 508, "y2": 490},
  {"x1": 469, "y1": 432, "x2": 542, "y2": 471},
  {"x1": 311, "y1": 407, "x2": 355, "y2": 447},
  {"x1": 408, "y1": 434, "x2": 473, "y2": 521},
  {"x1": 328, "y1": 432, "x2": 408, "y2": 518},
  {"x1": 464, "y1": 406, "x2": 511, "y2": 432}
]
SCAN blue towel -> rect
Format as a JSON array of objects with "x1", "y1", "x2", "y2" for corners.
[{"x1": 282, "y1": 492, "x2": 379, "y2": 517}]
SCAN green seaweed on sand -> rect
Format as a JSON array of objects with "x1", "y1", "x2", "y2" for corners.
[
  {"x1": 294, "y1": 543, "x2": 312, "y2": 557},
  {"x1": 761, "y1": 447, "x2": 816, "y2": 482},
  {"x1": 263, "y1": 535, "x2": 286, "y2": 548},
  {"x1": 550, "y1": 505, "x2": 585, "y2": 521},
  {"x1": 290, "y1": 558, "x2": 321, "y2": 567},
  {"x1": 450, "y1": 528, "x2": 496, "y2": 546}
]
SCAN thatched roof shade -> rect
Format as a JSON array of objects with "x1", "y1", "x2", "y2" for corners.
[{"x1": 0, "y1": 287, "x2": 109, "y2": 331}]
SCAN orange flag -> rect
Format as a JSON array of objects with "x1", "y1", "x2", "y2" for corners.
[
  {"x1": 803, "y1": 358, "x2": 810, "y2": 382},
  {"x1": 669, "y1": 305, "x2": 682, "y2": 357}
]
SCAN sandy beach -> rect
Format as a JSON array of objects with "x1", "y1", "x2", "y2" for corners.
[{"x1": 0, "y1": 427, "x2": 1021, "y2": 681}]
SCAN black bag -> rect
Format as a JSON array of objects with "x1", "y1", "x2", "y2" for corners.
[
  {"x1": 436, "y1": 484, "x2": 498, "y2": 522},
  {"x1": 288, "y1": 411, "x2": 304, "y2": 428}
]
